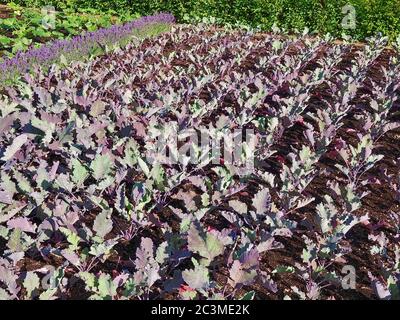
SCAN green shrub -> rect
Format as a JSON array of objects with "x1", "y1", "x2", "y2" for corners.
[{"x1": 3, "y1": 0, "x2": 400, "y2": 40}]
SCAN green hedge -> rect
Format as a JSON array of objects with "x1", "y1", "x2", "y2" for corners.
[{"x1": 3, "y1": 0, "x2": 400, "y2": 40}]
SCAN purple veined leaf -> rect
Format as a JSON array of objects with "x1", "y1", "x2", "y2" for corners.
[
  {"x1": 271, "y1": 227, "x2": 293, "y2": 238},
  {"x1": 239, "y1": 247, "x2": 259, "y2": 268},
  {"x1": 38, "y1": 110, "x2": 62, "y2": 125},
  {"x1": 7, "y1": 217, "x2": 36, "y2": 234},
  {"x1": 73, "y1": 94, "x2": 92, "y2": 108},
  {"x1": 224, "y1": 184, "x2": 247, "y2": 198},
  {"x1": 304, "y1": 128, "x2": 315, "y2": 146},
  {"x1": 37, "y1": 219, "x2": 58, "y2": 236},
  {"x1": 33, "y1": 86, "x2": 53, "y2": 108},
  {"x1": 228, "y1": 260, "x2": 257, "y2": 288},
  {"x1": 135, "y1": 237, "x2": 155, "y2": 269},
  {"x1": 93, "y1": 210, "x2": 113, "y2": 239},
  {"x1": 18, "y1": 112, "x2": 33, "y2": 129},
  {"x1": 89, "y1": 100, "x2": 107, "y2": 117},
  {"x1": 182, "y1": 259, "x2": 210, "y2": 290},
  {"x1": 221, "y1": 210, "x2": 240, "y2": 226},
  {"x1": 381, "y1": 122, "x2": 400, "y2": 135},
  {"x1": 1, "y1": 134, "x2": 29, "y2": 162},
  {"x1": 114, "y1": 169, "x2": 128, "y2": 186},
  {"x1": 187, "y1": 220, "x2": 224, "y2": 262},
  {"x1": 260, "y1": 271, "x2": 278, "y2": 293},
  {"x1": 0, "y1": 190, "x2": 13, "y2": 205},
  {"x1": 371, "y1": 280, "x2": 391, "y2": 299},
  {"x1": 134, "y1": 237, "x2": 160, "y2": 288},
  {"x1": 368, "y1": 272, "x2": 391, "y2": 300},
  {"x1": 132, "y1": 183, "x2": 146, "y2": 204},
  {"x1": 53, "y1": 199, "x2": 69, "y2": 217},
  {"x1": 0, "y1": 202, "x2": 27, "y2": 224},
  {"x1": 61, "y1": 249, "x2": 81, "y2": 267},
  {"x1": 133, "y1": 122, "x2": 147, "y2": 138}
]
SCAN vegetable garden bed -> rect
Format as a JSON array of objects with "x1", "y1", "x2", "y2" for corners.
[
  {"x1": 0, "y1": 24, "x2": 399, "y2": 300},
  {"x1": 0, "y1": 3, "x2": 136, "y2": 58}
]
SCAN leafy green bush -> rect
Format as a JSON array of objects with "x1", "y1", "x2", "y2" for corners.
[{"x1": 3, "y1": 0, "x2": 400, "y2": 40}]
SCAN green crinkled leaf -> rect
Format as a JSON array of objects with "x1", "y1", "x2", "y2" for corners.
[
  {"x1": 150, "y1": 162, "x2": 165, "y2": 190},
  {"x1": 299, "y1": 145, "x2": 313, "y2": 164},
  {"x1": 0, "y1": 225, "x2": 9, "y2": 238},
  {"x1": 55, "y1": 173, "x2": 74, "y2": 193},
  {"x1": 90, "y1": 153, "x2": 113, "y2": 180},
  {"x1": 93, "y1": 210, "x2": 113, "y2": 239},
  {"x1": 39, "y1": 288, "x2": 57, "y2": 300},
  {"x1": 122, "y1": 139, "x2": 139, "y2": 167},
  {"x1": 201, "y1": 193, "x2": 210, "y2": 207}
]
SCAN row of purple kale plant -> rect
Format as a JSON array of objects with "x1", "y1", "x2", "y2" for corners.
[{"x1": 0, "y1": 13, "x2": 175, "y2": 86}]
